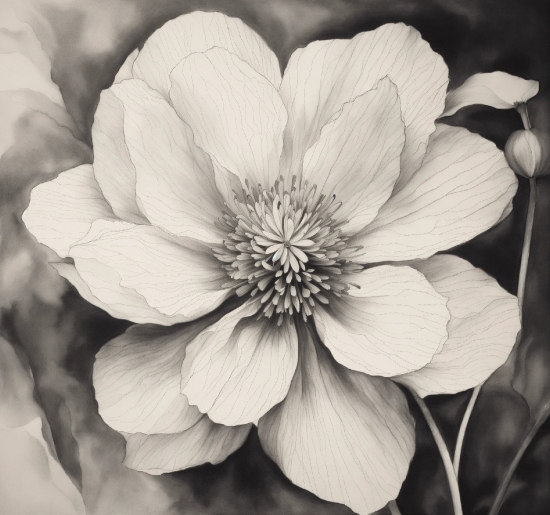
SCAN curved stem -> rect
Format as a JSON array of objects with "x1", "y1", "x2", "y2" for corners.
[
  {"x1": 486, "y1": 176, "x2": 537, "y2": 514},
  {"x1": 453, "y1": 385, "x2": 481, "y2": 475},
  {"x1": 488, "y1": 400, "x2": 550, "y2": 515},
  {"x1": 412, "y1": 391, "x2": 463, "y2": 515},
  {"x1": 387, "y1": 500, "x2": 402, "y2": 515},
  {"x1": 517, "y1": 103, "x2": 532, "y2": 130},
  {"x1": 453, "y1": 175, "x2": 537, "y2": 477},
  {"x1": 517, "y1": 177, "x2": 536, "y2": 319}
]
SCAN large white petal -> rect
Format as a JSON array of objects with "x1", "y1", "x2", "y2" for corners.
[
  {"x1": 113, "y1": 49, "x2": 138, "y2": 84},
  {"x1": 314, "y1": 265, "x2": 449, "y2": 377},
  {"x1": 303, "y1": 78, "x2": 405, "y2": 234},
  {"x1": 93, "y1": 324, "x2": 212, "y2": 434},
  {"x1": 396, "y1": 255, "x2": 520, "y2": 396},
  {"x1": 92, "y1": 89, "x2": 146, "y2": 224},
  {"x1": 169, "y1": 47, "x2": 287, "y2": 188},
  {"x1": 181, "y1": 302, "x2": 298, "y2": 426},
  {"x1": 121, "y1": 417, "x2": 251, "y2": 475},
  {"x1": 442, "y1": 71, "x2": 539, "y2": 117},
  {"x1": 68, "y1": 219, "x2": 230, "y2": 321},
  {"x1": 133, "y1": 11, "x2": 281, "y2": 99},
  {"x1": 22, "y1": 164, "x2": 115, "y2": 258},
  {"x1": 353, "y1": 124, "x2": 518, "y2": 262},
  {"x1": 258, "y1": 325, "x2": 415, "y2": 515},
  {"x1": 110, "y1": 79, "x2": 226, "y2": 244},
  {"x1": 53, "y1": 263, "x2": 191, "y2": 326},
  {"x1": 280, "y1": 23, "x2": 448, "y2": 187}
]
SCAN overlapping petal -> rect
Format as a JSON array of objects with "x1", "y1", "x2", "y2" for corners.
[
  {"x1": 68, "y1": 219, "x2": 230, "y2": 321},
  {"x1": 396, "y1": 255, "x2": 521, "y2": 396},
  {"x1": 92, "y1": 307, "x2": 253, "y2": 475},
  {"x1": 121, "y1": 418, "x2": 251, "y2": 475},
  {"x1": 133, "y1": 11, "x2": 281, "y2": 99},
  {"x1": 53, "y1": 263, "x2": 191, "y2": 326},
  {"x1": 353, "y1": 124, "x2": 517, "y2": 262},
  {"x1": 114, "y1": 49, "x2": 138, "y2": 84},
  {"x1": 22, "y1": 164, "x2": 115, "y2": 258},
  {"x1": 181, "y1": 302, "x2": 299, "y2": 426},
  {"x1": 92, "y1": 89, "x2": 146, "y2": 224},
  {"x1": 258, "y1": 324, "x2": 415, "y2": 515},
  {"x1": 169, "y1": 48, "x2": 287, "y2": 188},
  {"x1": 110, "y1": 79, "x2": 226, "y2": 243},
  {"x1": 302, "y1": 78, "x2": 405, "y2": 234},
  {"x1": 314, "y1": 265, "x2": 449, "y2": 377},
  {"x1": 93, "y1": 324, "x2": 207, "y2": 434},
  {"x1": 280, "y1": 23, "x2": 448, "y2": 186}
]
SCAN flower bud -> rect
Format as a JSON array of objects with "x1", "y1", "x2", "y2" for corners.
[{"x1": 505, "y1": 128, "x2": 550, "y2": 178}]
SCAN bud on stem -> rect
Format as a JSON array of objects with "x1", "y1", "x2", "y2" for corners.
[{"x1": 504, "y1": 104, "x2": 550, "y2": 178}]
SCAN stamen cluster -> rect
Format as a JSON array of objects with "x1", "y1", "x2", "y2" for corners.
[{"x1": 215, "y1": 176, "x2": 362, "y2": 324}]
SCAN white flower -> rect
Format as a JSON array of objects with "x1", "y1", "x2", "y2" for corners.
[{"x1": 23, "y1": 12, "x2": 521, "y2": 515}]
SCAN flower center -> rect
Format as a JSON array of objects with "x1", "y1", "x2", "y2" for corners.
[{"x1": 215, "y1": 176, "x2": 362, "y2": 325}]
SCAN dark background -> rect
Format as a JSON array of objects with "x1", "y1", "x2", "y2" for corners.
[{"x1": 1, "y1": 0, "x2": 549, "y2": 514}]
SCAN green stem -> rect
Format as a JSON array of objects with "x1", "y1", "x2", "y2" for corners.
[
  {"x1": 488, "y1": 400, "x2": 550, "y2": 515},
  {"x1": 412, "y1": 391, "x2": 463, "y2": 515}
]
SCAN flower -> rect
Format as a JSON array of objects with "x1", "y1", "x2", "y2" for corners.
[{"x1": 23, "y1": 12, "x2": 521, "y2": 515}]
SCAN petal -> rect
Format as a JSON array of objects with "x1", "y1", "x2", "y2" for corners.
[
  {"x1": 93, "y1": 324, "x2": 208, "y2": 434},
  {"x1": 113, "y1": 49, "x2": 138, "y2": 83},
  {"x1": 280, "y1": 23, "x2": 448, "y2": 187},
  {"x1": 314, "y1": 265, "x2": 449, "y2": 377},
  {"x1": 92, "y1": 89, "x2": 146, "y2": 223},
  {"x1": 133, "y1": 11, "x2": 281, "y2": 99},
  {"x1": 120, "y1": 417, "x2": 251, "y2": 475},
  {"x1": 68, "y1": 219, "x2": 230, "y2": 321},
  {"x1": 353, "y1": 124, "x2": 518, "y2": 262},
  {"x1": 0, "y1": 52, "x2": 63, "y2": 106},
  {"x1": 181, "y1": 303, "x2": 299, "y2": 426},
  {"x1": 22, "y1": 164, "x2": 115, "y2": 258},
  {"x1": 169, "y1": 47, "x2": 287, "y2": 188},
  {"x1": 0, "y1": 418, "x2": 85, "y2": 515},
  {"x1": 53, "y1": 263, "x2": 191, "y2": 326},
  {"x1": 110, "y1": 79, "x2": 226, "y2": 244},
  {"x1": 258, "y1": 324, "x2": 415, "y2": 515},
  {"x1": 395, "y1": 255, "x2": 520, "y2": 396},
  {"x1": 442, "y1": 71, "x2": 539, "y2": 117},
  {"x1": 302, "y1": 78, "x2": 405, "y2": 234}
]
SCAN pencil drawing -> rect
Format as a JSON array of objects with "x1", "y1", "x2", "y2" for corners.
[{"x1": 1, "y1": 1, "x2": 549, "y2": 514}]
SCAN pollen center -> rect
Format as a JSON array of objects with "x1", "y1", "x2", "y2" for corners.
[{"x1": 215, "y1": 176, "x2": 362, "y2": 324}]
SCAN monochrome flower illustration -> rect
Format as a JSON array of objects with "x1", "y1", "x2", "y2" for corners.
[{"x1": 23, "y1": 12, "x2": 521, "y2": 515}]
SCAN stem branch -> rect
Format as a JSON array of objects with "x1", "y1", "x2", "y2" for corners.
[
  {"x1": 517, "y1": 177, "x2": 536, "y2": 319},
  {"x1": 387, "y1": 500, "x2": 402, "y2": 515},
  {"x1": 412, "y1": 391, "x2": 463, "y2": 515},
  {"x1": 488, "y1": 400, "x2": 550, "y2": 515},
  {"x1": 486, "y1": 176, "x2": 537, "y2": 515},
  {"x1": 453, "y1": 385, "x2": 481, "y2": 475},
  {"x1": 452, "y1": 98, "x2": 537, "y2": 470}
]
